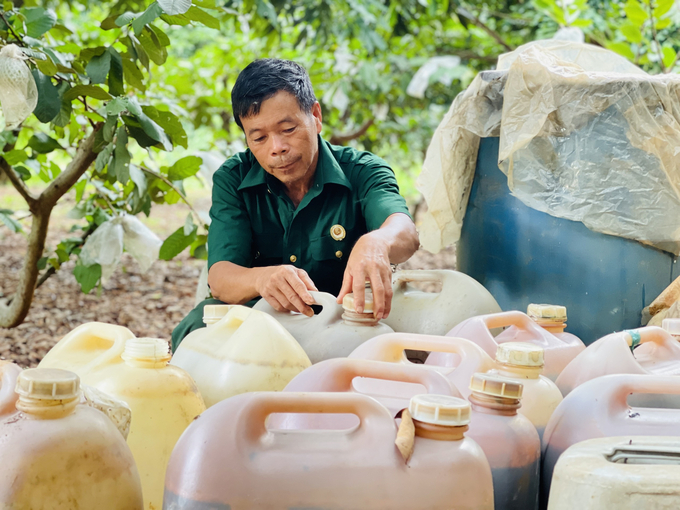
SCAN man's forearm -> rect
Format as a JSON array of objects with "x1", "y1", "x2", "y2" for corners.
[
  {"x1": 365, "y1": 212, "x2": 419, "y2": 264},
  {"x1": 208, "y1": 261, "x2": 271, "y2": 304}
]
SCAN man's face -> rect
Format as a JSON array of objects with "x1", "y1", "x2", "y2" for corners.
[{"x1": 240, "y1": 91, "x2": 323, "y2": 188}]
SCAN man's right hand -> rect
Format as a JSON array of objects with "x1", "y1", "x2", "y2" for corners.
[{"x1": 255, "y1": 265, "x2": 318, "y2": 316}]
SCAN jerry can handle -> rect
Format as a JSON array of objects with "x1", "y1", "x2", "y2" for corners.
[
  {"x1": 305, "y1": 358, "x2": 460, "y2": 398},
  {"x1": 350, "y1": 333, "x2": 491, "y2": 364},
  {"x1": 608, "y1": 375, "x2": 680, "y2": 413},
  {"x1": 240, "y1": 392, "x2": 395, "y2": 442},
  {"x1": 624, "y1": 326, "x2": 675, "y2": 350},
  {"x1": 309, "y1": 291, "x2": 344, "y2": 319},
  {"x1": 481, "y1": 311, "x2": 536, "y2": 331},
  {"x1": 393, "y1": 270, "x2": 445, "y2": 289},
  {"x1": 607, "y1": 444, "x2": 680, "y2": 465}
]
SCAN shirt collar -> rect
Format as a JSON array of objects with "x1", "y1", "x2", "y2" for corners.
[{"x1": 237, "y1": 136, "x2": 352, "y2": 192}]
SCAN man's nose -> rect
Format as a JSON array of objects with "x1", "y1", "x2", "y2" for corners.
[{"x1": 270, "y1": 135, "x2": 289, "y2": 156}]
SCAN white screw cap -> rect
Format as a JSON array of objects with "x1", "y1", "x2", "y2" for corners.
[
  {"x1": 16, "y1": 368, "x2": 80, "y2": 401},
  {"x1": 527, "y1": 304, "x2": 567, "y2": 321},
  {"x1": 203, "y1": 305, "x2": 233, "y2": 324},
  {"x1": 342, "y1": 291, "x2": 374, "y2": 313},
  {"x1": 470, "y1": 372, "x2": 523, "y2": 399},
  {"x1": 122, "y1": 337, "x2": 171, "y2": 362},
  {"x1": 496, "y1": 342, "x2": 545, "y2": 368},
  {"x1": 663, "y1": 318, "x2": 680, "y2": 336},
  {"x1": 409, "y1": 394, "x2": 471, "y2": 426}
]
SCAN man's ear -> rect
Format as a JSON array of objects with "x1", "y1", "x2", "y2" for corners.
[{"x1": 311, "y1": 101, "x2": 323, "y2": 133}]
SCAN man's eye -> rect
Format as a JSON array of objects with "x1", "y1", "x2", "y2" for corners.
[
  {"x1": 284, "y1": 127, "x2": 295, "y2": 133},
  {"x1": 253, "y1": 136, "x2": 265, "y2": 143}
]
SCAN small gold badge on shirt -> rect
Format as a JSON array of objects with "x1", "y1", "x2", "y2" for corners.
[{"x1": 330, "y1": 224, "x2": 346, "y2": 241}]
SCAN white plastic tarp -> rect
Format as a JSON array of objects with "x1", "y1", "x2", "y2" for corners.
[{"x1": 417, "y1": 40, "x2": 680, "y2": 255}]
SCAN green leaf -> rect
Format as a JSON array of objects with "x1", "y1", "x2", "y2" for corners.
[
  {"x1": 148, "y1": 24, "x2": 171, "y2": 46},
  {"x1": 656, "y1": 17, "x2": 672, "y2": 29},
  {"x1": 0, "y1": 210, "x2": 23, "y2": 233},
  {"x1": 14, "y1": 166, "x2": 31, "y2": 181},
  {"x1": 130, "y1": 34, "x2": 150, "y2": 70},
  {"x1": 37, "y1": 256, "x2": 48, "y2": 270},
  {"x1": 624, "y1": 0, "x2": 648, "y2": 26},
  {"x1": 620, "y1": 22, "x2": 643, "y2": 45},
  {"x1": 183, "y1": 213, "x2": 195, "y2": 235},
  {"x1": 103, "y1": 115, "x2": 118, "y2": 142},
  {"x1": 100, "y1": 14, "x2": 119, "y2": 30},
  {"x1": 95, "y1": 143, "x2": 114, "y2": 172},
  {"x1": 35, "y1": 57, "x2": 58, "y2": 76},
  {"x1": 165, "y1": 189, "x2": 181, "y2": 204},
  {"x1": 193, "y1": 0, "x2": 217, "y2": 8},
  {"x1": 107, "y1": 47, "x2": 125, "y2": 96},
  {"x1": 138, "y1": 27, "x2": 167, "y2": 65},
  {"x1": 124, "y1": 97, "x2": 143, "y2": 116},
  {"x1": 113, "y1": 126, "x2": 131, "y2": 183},
  {"x1": 74, "y1": 263, "x2": 102, "y2": 293},
  {"x1": 28, "y1": 132, "x2": 62, "y2": 154},
  {"x1": 63, "y1": 85, "x2": 113, "y2": 101},
  {"x1": 570, "y1": 18, "x2": 592, "y2": 28},
  {"x1": 654, "y1": 0, "x2": 675, "y2": 18},
  {"x1": 122, "y1": 58, "x2": 146, "y2": 92},
  {"x1": 22, "y1": 7, "x2": 57, "y2": 38},
  {"x1": 159, "y1": 13, "x2": 191, "y2": 25},
  {"x1": 129, "y1": 164, "x2": 147, "y2": 197},
  {"x1": 136, "y1": 112, "x2": 172, "y2": 150},
  {"x1": 167, "y1": 155, "x2": 202, "y2": 181},
  {"x1": 115, "y1": 12, "x2": 138, "y2": 26},
  {"x1": 184, "y1": 5, "x2": 220, "y2": 29},
  {"x1": 74, "y1": 178, "x2": 87, "y2": 202},
  {"x1": 606, "y1": 41, "x2": 636, "y2": 61},
  {"x1": 85, "y1": 50, "x2": 112, "y2": 84},
  {"x1": 159, "y1": 225, "x2": 197, "y2": 260},
  {"x1": 190, "y1": 235, "x2": 208, "y2": 260},
  {"x1": 54, "y1": 82, "x2": 73, "y2": 128},
  {"x1": 80, "y1": 46, "x2": 106, "y2": 62},
  {"x1": 32, "y1": 69, "x2": 60, "y2": 123},
  {"x1": 123, "y1": 116, "x2": 160, "y2": 148},
  {"x1": 663, "y1": 46, "x2": 677, "y2": 69},
  {"x1": 144, "y1": 108, "x2": 187, "y2": 148},
  {"x1": 132, "y1": 1, "x2": 164, "y2": 34},
  {"x1": 158, "y1": 0, "x2": 192, "y2": 16},
  {"x1": 106, "y1": 97, "x2": 129, "y2": 116},
  {"x1": 3, "y1": 150, "x2": 27, "y2": 166}
]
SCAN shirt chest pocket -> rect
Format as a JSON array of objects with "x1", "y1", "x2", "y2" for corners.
[
  {"x1": 309, "y1": 234, "x2": 350, "y2": 262},
  {"x1": 253, "y1": 229, "x2": 283, "y2": 263}
]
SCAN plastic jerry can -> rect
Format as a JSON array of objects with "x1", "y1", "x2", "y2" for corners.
[
  {"x1": 171, "y1": 305, "x2": 311, "y2": 407},
  {"x1": 268, "y1": 357, "x2": 460, "y2": 429},
  {"x1": 254, "y1": 291, "x2": 394, "y2": 363},
  {"x1": 663, "y1": 318, "x2": 680, "y2": 340},
  {"x1": 0, "y1": 361, "x2": 21, "y2": 419},
  {"x1": 468, "y1": 372, "x2": 541, "y2": 510},
  {"x1": 38, "y1": 322, "x2": 135, "y2": 374},
  {"x1": 541, "y1": 374, "x2": 680, "y2": 508},
  {"x1": 487, "y1": 342, "x2": 562, "y2": 441},
  {"x1": 0, "y1": 368, "x2": 143, "y2": 509},
  {"x1": 384, "y1": 269, "x2": 501, "y2": 336},
  {"x1": 41, "y1": 336, "x2": 206, "y2": 510},
  {"x1": 172, "y1": 304, "x2": 235, "y2": 352},
  {"x1": 526, "y1": 304, "x2": 584, "y2": 349},
  {"x1": 547, "y1": 436, "x2": 680, "y2": 510},
  {"x1": 442, "y1": 311, "x2": 584, "y2": 381},
  {"x1": 350, "y1": 332, "x2": 496, "y2": 398},
  {"x1": 163, "y1": 392, "x2": 494, "y2": 510},
  {"x1": 555, "y1": 326, "x2": 680, "y2": 397}
]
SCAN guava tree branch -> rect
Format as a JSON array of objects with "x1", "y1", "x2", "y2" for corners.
[
  {"x1": 0, "y1": 157, "x2": 37, "y2": 211},
  {"x1": 0, "y1": 125, "x2": 101, "y2": 328},
  {"x1": 329, "y1": 118, "x2": 375, "y2": 145}
]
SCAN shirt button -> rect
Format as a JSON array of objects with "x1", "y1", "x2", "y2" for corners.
[
  {"x1": 290, "y1": 255, "x2": 297, "y2": 263},
  {"x1": 335, "y1": 251, "x2": 343, "y2": 258}
]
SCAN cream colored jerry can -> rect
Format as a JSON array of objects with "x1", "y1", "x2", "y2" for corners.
[
  {"x1": 254, "y1": 291, "x2": 394, "y2": 363},
  {"x1": 548, "y1": 436, "x2": 680, "y2": 510},
  {"x1": 171, "y1": 305, "x2": 311, "y2": 407},
  {"x1": 385, "y1": 270, "x2": 501, "y2": 336}
]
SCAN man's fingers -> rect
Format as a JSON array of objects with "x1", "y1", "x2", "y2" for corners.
[
  {"x1": 297, "y1": 269, "x2": 319, "y2": 292},
  {"x1": 369, "y1": 269, "x2": 386, "y2": 320},
  {"x1": 336, "y1": 271, "x2": 353, "y2": 304},
  {"x1": 263, "y1": 292, "x2": 288, "y2": 313},
  {"x1": 352, "y1": 270, "x2": 366, "y2": 314},
  {"x1": 285, "y1": 271, "x2": 315, "y2": 306}
]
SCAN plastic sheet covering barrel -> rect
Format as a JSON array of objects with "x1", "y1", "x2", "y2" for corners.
[{"x1": 417, "y1": 40, "x2": 680, "y2": 343}]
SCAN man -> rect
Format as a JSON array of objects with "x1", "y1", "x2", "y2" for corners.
[{"x1": 171, "y1": 58, "x2": 419, "y2": 350}]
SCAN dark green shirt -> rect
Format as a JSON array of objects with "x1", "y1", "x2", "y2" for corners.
[{"x1": 207, "y1": 136, "x2": 411, "y2": 295}]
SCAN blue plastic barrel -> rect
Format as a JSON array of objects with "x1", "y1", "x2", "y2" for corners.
[{"x1": 458, "y1": 137, "x2": 677, "y2": 345}]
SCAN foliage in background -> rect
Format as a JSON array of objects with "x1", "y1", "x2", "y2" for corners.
[{"x1": 1, "y1": 0, "x2": 679, "y2": 327}]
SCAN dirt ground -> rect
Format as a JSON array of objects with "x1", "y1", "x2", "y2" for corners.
[{"x1": 0, "y1": 184, "x2": 455, "y2": 368}]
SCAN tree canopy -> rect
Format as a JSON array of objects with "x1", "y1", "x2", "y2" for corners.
[{"x1": 0, "y1": 0, "x2": 678, "y2": 327}]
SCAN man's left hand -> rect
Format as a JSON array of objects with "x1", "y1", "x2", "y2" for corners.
[{"x1": 336, "y1": 233, "x2": 393, "y2": 320}]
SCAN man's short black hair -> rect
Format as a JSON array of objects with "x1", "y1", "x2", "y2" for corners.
[{"x1": 231, "y1": 59, "x2": 317, "y2": 130}]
